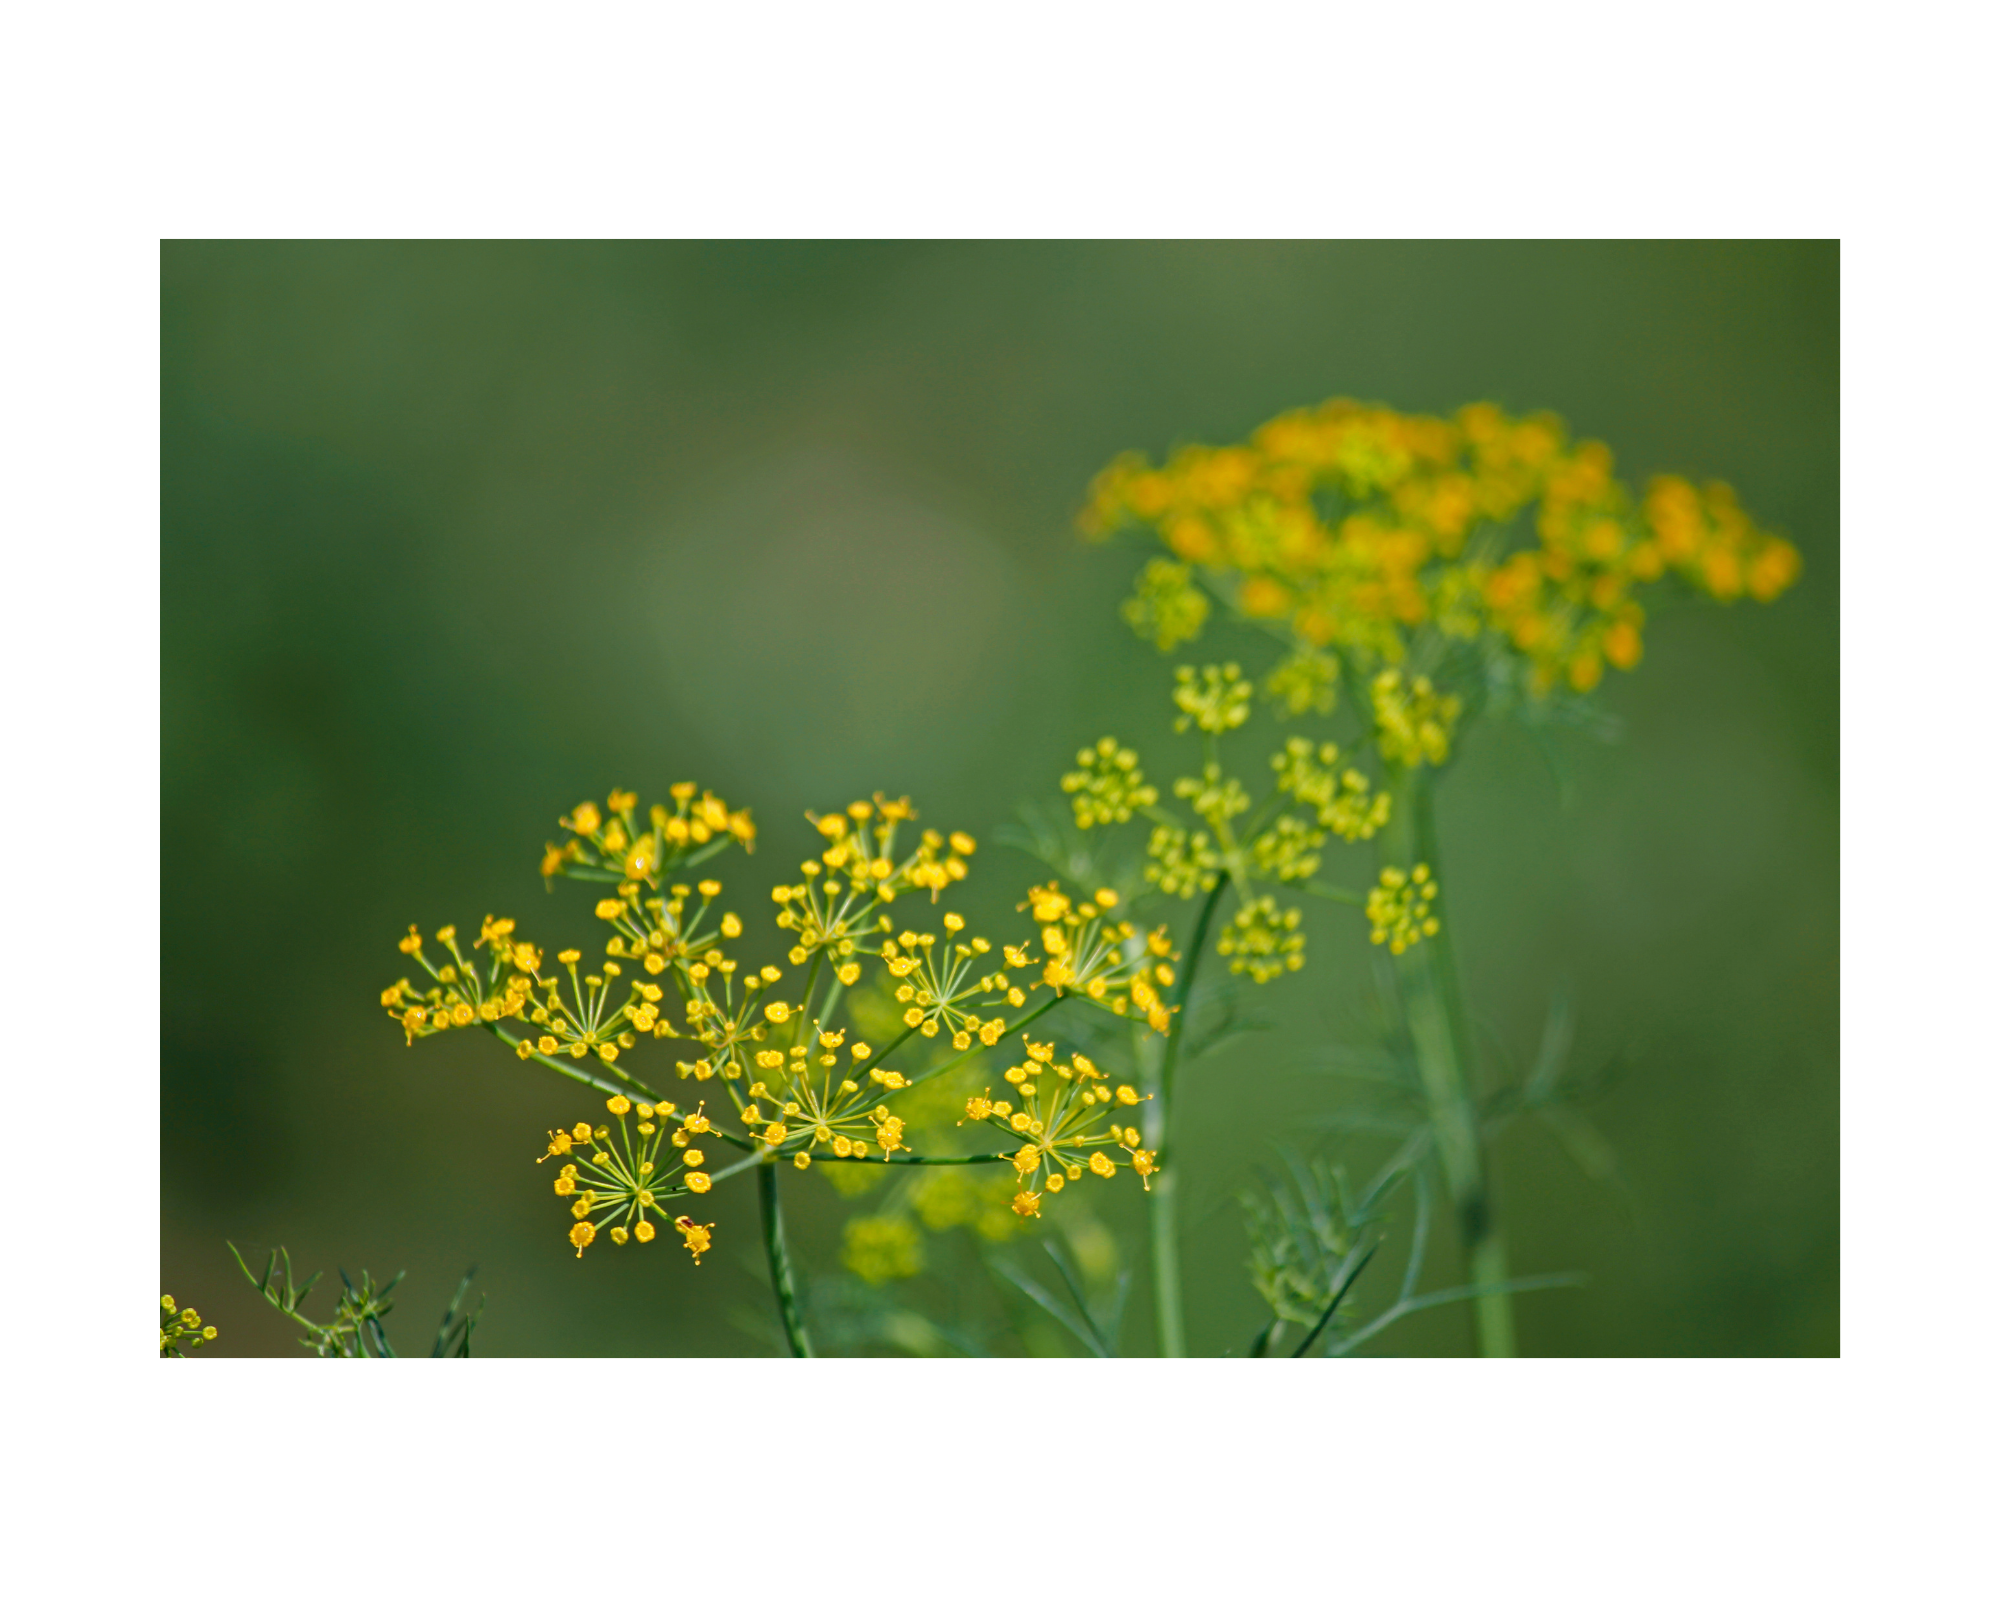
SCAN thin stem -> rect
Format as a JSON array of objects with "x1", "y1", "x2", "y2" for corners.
[
  {"x1": 1300, "y1": 879, "x2": 1368, "y2": 908},
  {"x1": 1156, "y1": 875, "x2": 1230, "y2": 1160},
  {"x1": 1289, "y1": 1240, "x2": 1379, "y2": 1358},
  {"x1": 1144, "y1": 873, "x2": 1230, "y2": 1359},
  {"x1": 858, "y1": 992, "x2": 1069, "y2": 1112},
  {"x1": 1382, "y1": 765, "x2": 1517, "y2": 1358},
  {"x1": 482, "y1": 1021, "x2": 760, "y2": 1151},
  {"x1": 757, "y1": 1161, "x2": 813, "y2": 1358}
]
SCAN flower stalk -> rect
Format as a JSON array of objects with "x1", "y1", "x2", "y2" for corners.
[
  {"x1": 1143, "y1": 872, "x2": 1230, "y2": 1358},
  {"x1": 758, "y1": 1160, "x2": 814, "y2": 1358},
  {"x1": 1383, "y1": 763, "x2": 1516, "y2": 1357}
]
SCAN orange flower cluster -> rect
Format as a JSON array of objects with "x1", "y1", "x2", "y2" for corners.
[{"x1": 1080, "y1": 398, "x2": 1801, "y2": 696}]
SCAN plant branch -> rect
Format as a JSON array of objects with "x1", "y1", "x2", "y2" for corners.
[
  {"x1": 757, "y1": 1162, "x2": 813, "y2": 1358},
  {"x1": 1144, "y1": 872, "x2": 1231, "y2": 1358},
  {"x1": 1383, "y1": 765, "x2": 1517, "y2": 1357}
]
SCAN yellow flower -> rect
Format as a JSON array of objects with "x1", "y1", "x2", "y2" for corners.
[
  {"x1": 1216, "y1": 895, "x2": 1306, "y2": 983},
  {"x1": 541, "y1": 1099, "x2": 713, "y2": 1259},
  {"x1": 674, "y1": 1216, "x2": 713, "y2": 1263},
  {"x1": 975, "y1": 1042, "x2": 1153, "y2": 1208},
  {"x1": 1062, "y1": 736, "x2": 1159, "y2": 828},
  {"x1": 1367, "y1": 863, "x2": 1442, "y2": 955}
]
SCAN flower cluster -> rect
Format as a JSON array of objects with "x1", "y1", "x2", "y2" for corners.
[
  {"x1": 159, "y1": 1295, "x2": 217, "y2": 1357},
  {"x1": 380, "y1": 916, "x2": 539, "y2": 1045},
  {"x1": 1369, "y1": 669, "x2": 1461, "y2": 769},
  {"x1": 1263, "y1": 648, "x2": 1341, "y2": 717},
  {"x1": 1120, "y1": 556, "x2": 1210, "y2": 650},
  {"x1": 1066, "y1": 664, "x2": 1400, "y2": 977},
  {"x1": 773, "y1": 799, "x2": 976, "y2": 969},
  {"x1": 541, "y1": 1095, "x2": 716, "y2": 1261},
  {"x1": 1081, "y1": 398, "x2": 1801, "y2": 696},
  {"x1": 1172, "y1": 662, "x2": 1253, "y2": 735},
  {"x1": 386, "y1": 788, "x2": 1048, "y2": 1264},
  {"x1": 1366, "y1": 864, "x2": 1441, "y2": 955},
  {"x1": 1216, "y1": 895, "x2": 1306, "y2": 983},
  {"x1": 962, "y1": 1038, "x2": 1159, "y2": 1216},
  {"x1": 879, "y1": 916, "x2": 1015, "y2": 1048},
  {"x1": 1270, "y1": 737, "x2": 1391, "y2": 842},
  {"x1": 1018, "y1": 882, "x2": 1177, "y2": 1033},
  {"x1": 1062, "y1": 737, "x2": 1158, "y2": 828},
  {"x1": 743, "y1": 1026, "x2": 918, "y2": 1169},
  {"x1": 384, "y1": 782, "x2": 1179, "y2": 1260},
  {"x1": 1145, "y1": 819, "x2": 1225, "y2": 899},
  {"x1": 541, "y1": 784, "x2": 755, "y2": 884}
]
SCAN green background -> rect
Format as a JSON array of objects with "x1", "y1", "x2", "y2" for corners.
[{"x1": 162, "y1": 241, "x2": 1837, "y2": 1357}]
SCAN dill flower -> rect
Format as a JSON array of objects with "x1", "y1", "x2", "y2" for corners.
[
  {"x1": 1081, "y1": 398, "x2": 1800, "y2": 699},
  {"x1": 743, "y1": 1027, "x2": 920, "y2": 1165},
  {"x1": 518, "y1": 946, "x2": 658, "y2": 1069},
  {"x1": 1018, "y1": 883, "x2": 1178, "y2": 1033},
  {"x1": 773, "y1": 798, "x2": 975, "y2": 968},
  {"x1": 673, "y1": 1216, "x2": 714, "y2": 1264},
  {"x1": 1173, "y1": 662, "x2": 1253, "y2": 735},
  {"x1": 963, "y1": 1039, "x2": 1160, "y2": 1207},
  {"x1": 1216, "y1": 895, "x2": 1306, "y2": 983},
  {"x1": 1062, "y1": 737, "x2": 1159, "y2": 828},
  {"x1": 381, "y1": 917, "x2": 538, "y2": 1046},
  {"x1": 1271, "y1": 736, "x2": 1392, "y2": 842},
  {"x1": 1120, "y1": 556, "x2": 1210, "y2": 650},
  {"x1": 1145, "y1": 821, "x2": 1224, "y2": 899},
  {"x1": 1367, "y1": 864, "x2": 1441, "y2": 955},
  {"x1": 1370, "y1": 669, "x2": 1461, "y2": 769},
  {"x1": 1245, "y1": 815, "x2": 1324, "y2": 885},
  {"x1": 1263, "y1": 648, "x2": 1340, "y2": 718},
  {"x1": 159, "y1": 1295, "x2": 218, "y2": 1357},
  {"x1": 878, "y1": 922, "x2": 1013, "y2": 1049},
  {"x1": 543, "y1": 784, "x2": 755, "y2": 885},
  {"x1": 542, "y1": 1095, "x2": 714, "y2": 1260},
  {"x1": 1172, "y1": 761, "x2": 1252, "y2": 833}
]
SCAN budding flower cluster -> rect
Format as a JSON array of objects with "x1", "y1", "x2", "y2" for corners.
[
  {"x1": 1218, "y1": 895, "x2": 1307, "y2": 983},
  {"x1": 1062, "y1": 736, "x2": 1159, "y2": 828},
  {"x1": 1370, "y1": 670, "x2": 1461, "y2": 770},
  {"x1": 1367, "y1": 864, "x2": 1442, "y2": 955},
  {"x1": 159, "y1": 1294, "x2": 218, "y2": 1357}
]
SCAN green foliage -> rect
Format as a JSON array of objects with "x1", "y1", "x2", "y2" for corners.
[{"x1": 228, "y1": 1243, "x2": 482, "y2": 1358}]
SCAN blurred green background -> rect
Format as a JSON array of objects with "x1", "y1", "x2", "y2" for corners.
[{"x1": 162, "y1": 241, "x2": 1837, "y2": 1357}]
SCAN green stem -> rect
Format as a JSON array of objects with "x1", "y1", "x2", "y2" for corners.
[
  {"x1": 483, "y1": 1021, "x2": 760, "y2": 1151},
  {"x1": 1144, "y1": 873, "x2": 1230, "y2": 1359},
  {"x1": 757, "y1": 1161, "x2": 813, "y2": 1358},
  {"x1": 859, "y1": 992, "x2": 1068, "y2": 1111},
  {"x1": 1383, "y1": 765, "x2": 1517, "y2": 1358}
]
